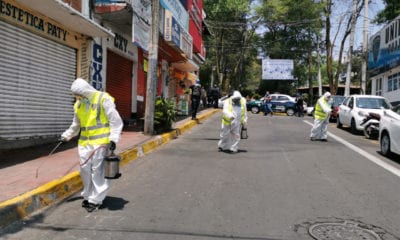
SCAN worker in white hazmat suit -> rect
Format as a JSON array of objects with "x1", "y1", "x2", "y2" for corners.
[
  {"x1": 61, "y1": 78, "x2": 123, "y2": 212},
  {"x1": 310, "y1": 91, "x2": 332, "y2": 141},
  {"x1": 218, "y1": 91, "x2": 248, "y2": 153}
]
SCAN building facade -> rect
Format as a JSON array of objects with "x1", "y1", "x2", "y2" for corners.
[
  {"x1": 0, "y1": 0, "x2": 206, "y2": 149},
  {"x1": 0, "y1": 0, "x2": 112, "y2": 149},
  {"x1": 368, "y1": 14, "x2": 400, "y2": 106}
]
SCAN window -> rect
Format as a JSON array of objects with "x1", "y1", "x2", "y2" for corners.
[
  {"x1": 388, "y1": 75, "x2": 393, "y2": 92},
  {"x1": 376, "y1": 78, "x2": 382, "y2": 95},
  {"x1": 348, "y1": 97, "x2": 354, "y2": 108},
  {"x1": 356, "y1": 97, "x2": 391, "y2": 109},
  {"x1": 387, "y1": 73, "x2": 399, "y2": 92}
]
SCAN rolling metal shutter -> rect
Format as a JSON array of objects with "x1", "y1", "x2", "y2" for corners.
[
  {"x1": 106, "y1": 50, "x2": 133, "y2": 119},
  {"x1": 0, "y1": 20, "x2": 77, "y2": 141}
]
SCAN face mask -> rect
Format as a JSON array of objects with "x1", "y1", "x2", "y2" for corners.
[
  {"x1": 75, "y1": 95, "x2": 90, "y2": 104},
  {"x1": 81, "y1": 98, "x2": 90, "y2": 105}
]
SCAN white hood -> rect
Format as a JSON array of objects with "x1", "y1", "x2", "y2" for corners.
[
  {"x1": 71, "y1": 78, "x2": 97, "y2": 98},
  {"x1": 232, "y1": 91, "x2": 242, "y2": 100}
]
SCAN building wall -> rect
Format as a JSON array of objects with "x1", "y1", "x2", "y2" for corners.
[{"x1": 368, "y1": 14, "x2": 400, "y2": 105}]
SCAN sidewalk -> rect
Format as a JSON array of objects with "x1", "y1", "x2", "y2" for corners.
[{"x1": 0, "y1": 108, "x2": 219, "y2": 229}]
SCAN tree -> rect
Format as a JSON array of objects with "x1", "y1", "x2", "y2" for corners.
[
  {"x1": 202, "y1": 0, "x2": 258, "y2": 95},
  {"x1": 255, "y1": 0, "x2": 324, "y2": 95},
  {"x1": 324, "y1": 0, "x2": 364, "y2": 95},
  {"x1": 373, "y1": 0, "x2": 400, "y2": 24}
]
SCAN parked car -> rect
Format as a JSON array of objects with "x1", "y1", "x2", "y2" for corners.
[
  {"x1": 268, "y1": 94, "x2": 298, "y2": 116},
  {"x1": 306, "y1": 106, "x2": 314, "y2": 116},
  {"x1": 329, "y1": 95, "x2": 346, "y2": 121},
  {"x1": 306, "y1": 95, "x2": 345, "y2": 121},
  {"x1": 246, "y1": 94, "x2": 306, "y2": 116},
  {"x1": 246, "y1": 99, "x2": 263, "y2": 114},
  {"x1": 336, "y1": 95, "x2": 392, "y2": 134},
  {"x1": 379, "y1": 104, "x2": 400, "y2": 157}
]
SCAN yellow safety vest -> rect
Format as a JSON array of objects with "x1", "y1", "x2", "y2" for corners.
[
  {"x1": 222, "y1": 98, "x2": 246, "y2": 125},
  {"x1": 74, "y1": 91, "x2": 113, "y2": 146},
  {"x1": 314, "y1": 96, "x2": 328, "y2": 120}
]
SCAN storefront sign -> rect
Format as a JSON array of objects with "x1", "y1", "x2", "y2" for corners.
[
  {"x1": 0, "y1": 0, "x2": 68, "y2": 41},
  {"x1": 160, "y1": 0, "x2": 188, "y2": 31},
  {"x1": 165, "y1": 9, "x2": 192, "y2": 58},
  {"x1": 92, "y1": 43, "x2": 103, "y2": 90},
  {"x1": 132, "y1": 0, "x2": 151, "y2": 51},
  {"x1": 114, "y1": 33, "x2": 128, "y2": 52},
  {"x1": 180, "y1": 28, "x2": 192, "y2": 59}
]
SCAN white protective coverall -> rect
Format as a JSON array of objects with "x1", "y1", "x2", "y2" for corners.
[
  {"x1": 310, "y1": 91, "x2": 332, "y2": 141},
  {"x1": 218, "y1": 91, "x2": 248, "y2": 152},
  {"x1": 61, "y1": 78, "x2": 123, "y2": 205}
]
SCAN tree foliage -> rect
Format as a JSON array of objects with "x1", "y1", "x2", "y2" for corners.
[
  {"x1": 201, "y1": 0, "x2": 259, "y2": 96},
  {"x1": 373, "y1": 0, "x2": 400, "y2": 24},
  {"x1": 255, "y1": 0, "x2": 324, "y2": 95},
  {"x1": 201, "y1": 0, "x2": 374, "y2": 98}
]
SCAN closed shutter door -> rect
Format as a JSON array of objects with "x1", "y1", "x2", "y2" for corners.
[
  {"x1": 106, "y1": 50, "x2": 132, "y2": 119},
  {"x1": 0, "y1": 20, "x2": 77, "y2": 142}
]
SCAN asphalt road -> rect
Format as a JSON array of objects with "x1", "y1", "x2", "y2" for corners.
[{"x1": 1, "y1": 113, "x2": 400, "y2": 240}]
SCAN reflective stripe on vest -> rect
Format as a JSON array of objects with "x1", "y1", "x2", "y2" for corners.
[
  {"x1": 74, "y1": 92, "x2": 112, "y2": 146},
  {"x1": 222, "y1": 98, "x2": 246, "y2": 125},
  {"x1": 314, "y1": 97, "x2": 328, "y2": 120}
]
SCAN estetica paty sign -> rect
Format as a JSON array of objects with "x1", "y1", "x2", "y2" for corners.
[{"x1": 0, "y1": 0, "x2": 68, "y2": 41}]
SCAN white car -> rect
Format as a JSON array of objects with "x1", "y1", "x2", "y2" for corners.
[
  {"x1": 379, "y1": 104, "x2": 400, "y2": 157},
  {"x1": 336, "y1": 95, "x2": 392, "y2": 134}
]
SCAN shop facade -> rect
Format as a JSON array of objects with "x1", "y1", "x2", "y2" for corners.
[{"x1": 0, "y1": 0, "x2": 112, "y2": 149}]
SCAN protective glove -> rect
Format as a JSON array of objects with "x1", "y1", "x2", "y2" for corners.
[{"x1": 109, "y1": 141, "x2": 116, "y2": 151}]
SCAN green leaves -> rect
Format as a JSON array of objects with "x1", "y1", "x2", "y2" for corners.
[{"x1": 154, "y1": 97, "x2": 177, "y2": 133}]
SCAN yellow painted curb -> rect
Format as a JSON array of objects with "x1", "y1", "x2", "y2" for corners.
[{"x1": 0, "y1": 109, "x2": 219, "y2": 229}]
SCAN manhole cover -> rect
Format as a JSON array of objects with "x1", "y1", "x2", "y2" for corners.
[{"x1": 309, "y1": 221, "x2": 381, "y2": 240}]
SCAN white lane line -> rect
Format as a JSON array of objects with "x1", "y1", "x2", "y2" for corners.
[{"x1": 304, "y1": 120, "x2": 400, "y2": 178}]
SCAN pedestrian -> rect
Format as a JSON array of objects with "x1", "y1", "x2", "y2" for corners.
[
  {"x1": 310, "y1": 91, "x2": 332, "y2": 142},
  {"x1": 263, "y1": 91, "x2": 273, "y2": 116},
  {"x1": 218, "y1": 90, "x2": 248, "y2": 153},
  {"x1": 208, "y1": 85, "x2": 220, "y2": 108},
  {"x1": 190, "y1": 79, "x2": 202, "y2": 120},
  {"x1": 296, "y1": 95, "x2": 304, "y2": 117},
  {"x1": 201, "y1": 86, "x2": 207, "y2": 109},
  {"x1": 60, "y1": 78, "x2": 123, "y2": 212}
]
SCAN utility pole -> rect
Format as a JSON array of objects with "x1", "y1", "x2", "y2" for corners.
[
  {"x1": 317, "y1": 36, "x2": 322, "y2": 96},
  {"x1": 345, "y1": 0, "x2": 357, "y2": 97},
  {"x1": 361, "y1": 0, "x2": 369, "y2": 94},
  {"x1": 144, "y1": 0, "x2": 160, "y2": 135}
]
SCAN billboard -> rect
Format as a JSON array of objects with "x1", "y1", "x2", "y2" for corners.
[{"x1": 262, "y1": 59, "x2": 294, "y2": 80}]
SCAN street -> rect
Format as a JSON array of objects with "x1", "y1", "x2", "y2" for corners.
[{"x1": 1, "y1": 112, "x2": 400, "y2": 240}]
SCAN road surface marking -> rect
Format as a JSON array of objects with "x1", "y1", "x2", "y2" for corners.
[{"x1": 304, "y1": 120, "x2": 400, "y2": 178}]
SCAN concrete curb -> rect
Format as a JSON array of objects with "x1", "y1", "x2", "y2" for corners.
[{"x1": 0, "y1": 109, "x2": 220, "y2": 229}]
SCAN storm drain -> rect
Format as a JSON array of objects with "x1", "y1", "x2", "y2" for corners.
[{"x1": 308, "y1": 221, "x2": 381, "y2": 240}]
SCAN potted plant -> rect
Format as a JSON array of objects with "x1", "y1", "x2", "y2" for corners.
[{"x1": 154, "y1": 97, "x2": 177, "y2": 133}]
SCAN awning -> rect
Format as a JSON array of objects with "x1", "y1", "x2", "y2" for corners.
[
  {"x1": 172, "y1": 59, "x2": 199, "y2": 72},
  {"x1": 14, "y1": 0, "x2": 113, "y2": 37}
]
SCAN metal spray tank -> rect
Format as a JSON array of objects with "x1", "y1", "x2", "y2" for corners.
[{"x1": 104, "y1": 149, "x2": 121, "y2": 179}]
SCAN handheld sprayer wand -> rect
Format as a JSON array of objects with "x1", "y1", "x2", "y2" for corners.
[{"x1": 35, "y1": 141, "x2": 63, "y2": 178}]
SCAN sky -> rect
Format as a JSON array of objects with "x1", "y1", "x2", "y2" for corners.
[
  {"x1": 335, "y1": 0, "x2": 385, "y2": 56},
  {"x1": 252, "y1": 0, "x2": 387, "y2": 60}
]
